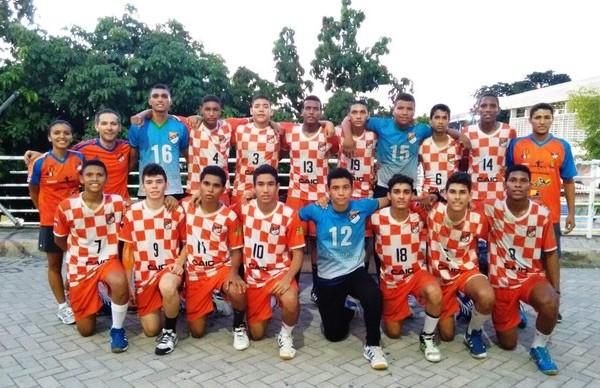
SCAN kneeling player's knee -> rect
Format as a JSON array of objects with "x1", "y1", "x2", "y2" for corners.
[
  {"x1": 77, "y1": 325, "x2": 95, "y2": 337},
  {"x1": 143, "y1": 327, "x2": 161, "y2": 337},
  {"x1": 159, "y1": 281, "x2": 178, "y2": 299},
  {"x1": 424, "y1": 285, "x2": 443, "y2": 306},
  {"x1": 384, "y1": 326, "x2": 401, "y2": 339},
  {"x1": 499, "y1": 340, "x2": 517, "y2": 350},
  {"x1": 324, "y1": 329, "x2": 347, "y2": 342}
]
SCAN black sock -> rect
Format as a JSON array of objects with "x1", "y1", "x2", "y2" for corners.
[
  {"x1": 164, "y1": 315, "x2": 177, "y2": 332},
  {"x1": 233, "y1": 309, "x2": 245, "y2": 328}
]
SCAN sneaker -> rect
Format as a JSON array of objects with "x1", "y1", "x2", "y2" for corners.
[
  {"x1": 557, "y1": 312, "x2": 562, "y2": 323},
  {"x1": 277, "y1": 333, "x2": 296, "y2": 360},
  {"x1": 110, "y1": 328, "x2": 128, "y2": 353},
  {"x1": 155, "y1": 329, "x2": 178, "y2": 355},
  {"x1": 363, "y1": 345, "x2": 388, "y2": 370},
  {"x1": 57, "y1": 304, "x2": 75, "y2": 325},
  {"x1": 456, "y1": 291, "x2": 473, "y2": 323},
  {"x1": 212, "y1": 291, "x2": 232, "y2": 317},
  {"x1": 464, "y1": 329, "x2": 487, "y2": 359},
  {"x1": 310, "y1": 288, "x2": 318, "y2": 305},
  {"x1": 233, "y1": 326, "x2": 250, "y2": 351},
  {"x1": 420, "y1": 333, "x2": 441, "y2": 363},
  {"x1": 530, "y1": 346, "x2": 558, "y2": 375},
  {"x1": 518, "y1": 303, "x2": 528, "y2": 329}
]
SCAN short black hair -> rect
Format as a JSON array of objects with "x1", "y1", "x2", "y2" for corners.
[
  {"x1": 253, "y1": 164, "x2": 278, "y2": 185},
  {"x1": 387, "y1": 174, "x2": 414, "y2": 192},
  {"x1": 47, "y1": 119, "x2": 73, "y2": 135},
  {"x1": 304, "y1": 95, "x2": 322, "y2": 108},
  {"x1": 251, "y1": 94, "x2": 271, "y2": 104},
  {"x1": 529, "y1": 102, "x2": 554, "y2": 118},
  {"x1": 200, "y1": 165, "x2": 227, "y2": 187},
  {"x1": 81, "y1": 159, "x2": 107, "y2": 175},
  {"x1": 445, "y1": 171, "x2": 472, "y2": 192},
  {"x1": 142, "y1": 163, "x2": 167, "y2": 182},
  {"x1": 429, "y1": 104, "x2": 451, "y2": 119},
  {"x1": 477, "y1": 92, "x2": 499, "y2": 106},
  {"x1": 505, "y1": 164, "x2": 531, "y2": 181},
  {"x1": 327, "y1": 167, "x2": 354, "y2": 187},
  {"x1": 202, "y1": 95, "x2": 222, "y2": 107},
  {"x1": 394, "y1": 93, "x2": 415, "y2": 105},
  {"x1": 348, "y1": 99, "x2": 368, "y2": 112},
  {"x1": 94, "y1": 108, "x2": 122, "y2": 125},
  {"x1": 150, "y1": 84, "x2": 170, "y2": 95}
]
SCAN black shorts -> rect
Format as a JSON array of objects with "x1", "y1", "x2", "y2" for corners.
[{"x1": 38, "y1": 226, "x2": 63, "y2": 253}]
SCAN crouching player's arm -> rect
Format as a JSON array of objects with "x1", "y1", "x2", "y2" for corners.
[{"x1": 272, "y1": 248, "x2": 303, "y2": 297}]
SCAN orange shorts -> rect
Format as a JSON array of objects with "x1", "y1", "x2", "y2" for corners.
[
  {"x1": 185, "y1": 266, "x2": 229, "y2": 322},
  {"x1": 285, "y1": 196, "x2": 316, "y2": 236},
  {"x1": 135, "y1": 269, "x2": 172, "y2": 317},
  {"x1": 381, "y1": 270, "x2": 438, "y2": 323},
  {"x1": 492, "y1": 275, "x2": 549, "y2": 332},
  {"x1": 69, "y1": 259, "x2": 125, "y2": 321},
  {"x1": 440, "y1": 269, "x2": 486, "y2": 320},
  {"x1": 246, "y1": 275, "x2": 298, "y2": 325}
]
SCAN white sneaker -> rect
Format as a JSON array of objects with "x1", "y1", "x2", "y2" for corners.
[
  {"x1": 277, "y1": 333, "x2": 296, "y2": 360},
  {"x1": 233, "y1": 326, "x2": 250, "y2": 351},
  {"x1": 57, "y1": 305, "x2": 75, "y2": 325},
  {"x1": 212, "y1": 291, "x2": 232, "y2": 316},
  {"x1": 420, "y1": 333, "x2": 441, "y2": 363},
  {"x1": 155, "y1": 329, "x2": 178, "y2": 355},
  {"x1": 363, "y1": 345, "x2": 388, "y2": 370}
]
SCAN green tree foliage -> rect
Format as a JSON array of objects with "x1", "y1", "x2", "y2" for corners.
[
  {"x1": 323, "y1": 90, "x2": 382, "y2": 124},
  {"x1": 273, "y1": 27, "x2": 313, "y2": 120},
  {"x1": 0, "y1": 0, "x2": 34, "y2": 43},
  {"x1": 474, "y1": 70, "x2": 571, "y2": 100},
  {"x1": 568, "y1": 88, "x2": 600, "y2": 159}
]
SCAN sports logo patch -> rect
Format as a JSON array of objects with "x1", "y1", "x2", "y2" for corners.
[
  {"x1": 267, "y1": 135, "x2": 277, "y2": 144},
  {"x1": 270, "y1": 224, "x2": 281, "y2": 235},
  {"x1": 212, "y1": 224, "x2": 222, "y2": 234},
  {"x1": 168, "y1": 131, "x2": 180, "y2": 144},
  {"x1": 349, "y1": 210, "x2": 360, "y2": 224},
  {"x1": 164, "y1": 219, "x2": 172, "y2": 230},
  {"x1": 106, "y1": 213, "x2": 115, "y2": 224},
  {"x1": 460, "y1": 232, "x2": 471, "y2": 243},
  {"x1": 411, "y1": 223, "x2": 421, "y2": 233},
  {"x1": 318, "y1": 142, "x2": 328, "y2": 152},
  {"x1": 366, "y1": 139, "x2": 374, "y2": 149},
  {"x1": 526, "y1": 226, "x2": 536, "y2": 238},
  {"x1": 407, "y1": 132, "x2": 417, "y2": 144}
]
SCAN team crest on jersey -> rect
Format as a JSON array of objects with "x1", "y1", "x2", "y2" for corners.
[
  {"x1": 533, "y1": 177, "x2": 551, "y2": 188},
  {"x1": 267, "y1": 135, "x2": 277, "y2": 144},
  {"x1": 460, "y1": 232, "x2": 471, "y2": 243},
  {"x1": 448, "y1": 154, "x2": 455, "y2": 162},
  {"x1": 411, "y1": 223, "x2": 420, "y2": 233},
  {"x1": 219, "y1": 135, "x2": 226, "y2": 143},
  {"x1": 270, "y1": 224, "x2": 281, "y2": 235},
  {"x1": 164, "y1": 219, "x2": 172, "y2": 230},
  {"x1": 212, "y1": 224, "x2": 222, "y2": 234},
  {"x1": 46, "y1": 167, "x2": 55, "y2": 177},
  {"x1": 349, "y1": 211, "x2": 360, "y2": 224},
  {"x1": 168, "y1": 131, "x2": 179, "y2": 144},
  {"x1": 117, "y1": 153, "x2": 125, "y2": 163},
  {"x1": 407, "y1": 132, "x2": 417, "y2": 144},
  {"x1": 521, "y1": 149, "x2": 530, "y2": 160},
  {"x1": 106, "y1": 213, "x2": 115, "y2": 224},
  {"x1": 366, "y1": 139, "x2": 374, "y2": 149},
  {"x1": 318, "y1": 142, "x2": 328, "y2": 152},
  {"x1": 526, "y1": 226, "x2": 537, "y2": 238},
  {"x1": 499, "y1": 139, "x2": 509, "y2": 148}
]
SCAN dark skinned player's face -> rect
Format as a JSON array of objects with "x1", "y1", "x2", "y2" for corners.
[{"x1": 477, "y1": 97, "x2": 500, "y2": 125}]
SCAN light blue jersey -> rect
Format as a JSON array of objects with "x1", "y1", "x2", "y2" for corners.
[
  {"x1": 299, "y1": 199, "x2": 379, "y2": 280},
  {"x1": 129, "y1": 117, "x2": 188, "y2": 195},
  {"x1": 367, "y1": 117, "x2": 432, "y2": 186}
]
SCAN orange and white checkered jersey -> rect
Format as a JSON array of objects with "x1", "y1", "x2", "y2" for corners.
[
  {"x1": 485, "y1": 199, "x2": 557, "y2": 289},
  {"x1": 335, "y1": 127, "x2": 377, "y2": 199},
  {"x1": 181, "y1": 199, "x2": 243, "y2": 281},
  {"x1": 371, "y1": 207, "x2": 427, "y2": 288},
  {"x1": 462, "y1": 123, "x2": 516, "y2": 202},
  {"x1": 119, "y1": 201, "x2": 185, "y2": 292},
  {"x1": 231, "y1": 123, "x2": 280, "y2": 198},
  {"x1": 53, "y1": 193, "x2": 125, "y2": 287},
  {"x1": 418, "y1": 137, "x2": 461, "y2": 194},
  {"x1": 282, "y1": 124, "x2": 338, "y2": 201},
  {"x1": 239, "y1": 200, "x2": 305, "y2": 288},
  {"x1": 426, "y1": 202, "x2": 488, "y2": 285}
]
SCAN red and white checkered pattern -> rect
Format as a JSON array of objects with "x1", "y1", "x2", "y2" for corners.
[
  {"x1": 336, "y1": 127, "x2": 377, "y2": 198},
  {"x1": 485, "y1": 200, "x2": 557, "y2": 289},
  {"x1": 371, "y1": 208, "x2": 427, "y2": 288},
  {"x1": 419, "y1": 136, "x2": 460, "y2": 194},
  {"x1": 119, "y1": 201, "x2": 185, "y2": 293},
  {"x1": 427, "y1": 202, "x2": 487, "y2": 285},
  {"x1": 462, "y1": 123, "x2": 516, "y2": 202},
  {"x1": 54, "y1": 193, "x2": 125, "y2": 287},
  {"x1": 187, "y1": 120, "x2": 233, "y2": 194},
  {"x1": 239, "y1": 201, "x2": 305, "y2": 288},
  {"x1": 231, "y1": 124, "x2": 280, "y2": 198},
  {"x1": 181, "y1": 199, "x2": 243, "y2": 281},
  {"x1": 284, "y1": 124, "x2": 336, "y2": 201}
]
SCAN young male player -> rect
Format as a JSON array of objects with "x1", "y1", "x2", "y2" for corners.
[
  {"x1": 299, "y1": 168, "x2": 390, "y2": 370},
  {"x1": 426, "y1": 172, "x2": 495, "y2": 359},
  {"x1": 237, "y1": 165, "x2": 305, "y2": 359},
  {"x1": 371, "y1": 174, "x2": 443, "y2": 362},
  {"x1": 485, "y1": 165, "x2": 560, "y2": 375},
  {"x1": 120, "y1": 163, "x2": 185, "y2": 355},
  {"x1": 179, "y1": 166, "x2": 249, "y2": 350},
  {"x1": 53, "y1": 160, "x2": 129, "y2": 352}
]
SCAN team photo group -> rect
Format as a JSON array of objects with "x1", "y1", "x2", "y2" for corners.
[{"x1": 26, "y1": 83, "x2": 577, "y2": 375}]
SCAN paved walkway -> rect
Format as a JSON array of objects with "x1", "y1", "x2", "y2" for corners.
[{"x1": 1, "y1": 250, "x2": 600, "y2": 387}]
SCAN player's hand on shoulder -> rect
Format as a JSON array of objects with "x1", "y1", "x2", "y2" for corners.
[
  {"x1": 320, "y1": 120, "x2": 335, "y2": 138},
  {"x1": 186, "y1": 115, "x2": 203, "y2": 129},
  {"x1": 164, "y1": 195, "x2": 179, "y2": 211},
  {"x1": 315, "y1": 195, "x2": 330, "y2": 209},
  {"x1": 457, "y1": 133, "x2": 472, "y2": 150},
  {"x1": 24, "y1": 150, "x2": 40, "y2": 166},
  {"x1": 419, "y1": 193, "x2": 439, "y2": 212}
]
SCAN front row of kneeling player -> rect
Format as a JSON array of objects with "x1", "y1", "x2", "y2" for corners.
[{"x1": 53, "y1": 160, "x2": 560, "y2": 375}]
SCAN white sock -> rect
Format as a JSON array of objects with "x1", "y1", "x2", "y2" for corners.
[
  {"x1": 467, "y1": 309, "x2": 489, "y2": 334},
  {"x1": 422, "y1": 313, "x2": 440, "y2": 335},
  {"x1": 531, "y1": 329, "x2": 551, "y2": 349},
  {"x1": 111, "y1": 302, "x2": 128, "y2": 329},
  {"x1": 280, "y1": 322, "x2": 294, "y2": 337},
  {"x1": 58, "y1": 302, "x2": 68, "y2": 310}
]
